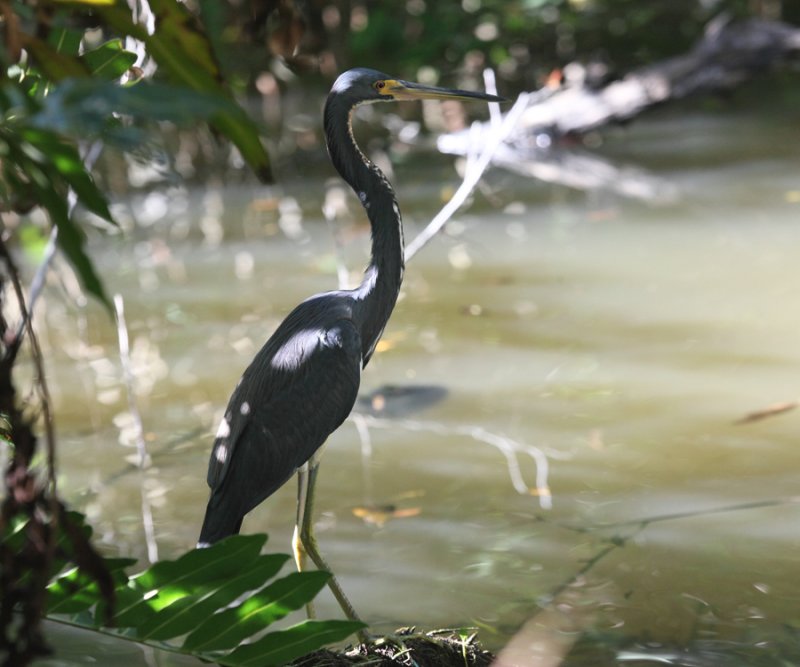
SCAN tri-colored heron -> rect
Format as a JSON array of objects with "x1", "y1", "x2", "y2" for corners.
[{"x1": 198, "y1": 68, "x2": 503, "y2": 624}]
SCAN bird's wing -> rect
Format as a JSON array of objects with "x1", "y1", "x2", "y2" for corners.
[{"x1": 206, "y1": 314, "x2": 362, "y2": 509}]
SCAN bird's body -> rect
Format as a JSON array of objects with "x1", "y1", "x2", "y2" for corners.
[
  {"x1": 198, "y1": 68, "x2": 502, "y2": 623},
  {"x1": 198, "y1": 286, "x2": 391, "y2": 544},
  {"x1": 198, "y1": 296, "x2": 360, "y2": 543},
  {"x1": 198, "y1": 69, "x2": 406, "y2": 547}
]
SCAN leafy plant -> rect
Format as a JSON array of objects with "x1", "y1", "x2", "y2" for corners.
[
  {"x1": 44, "y1": 528, "x2": 364, "y2": 666},
  {"x1": 1, "y1": 0, "x2": 274, "y2": 310}
]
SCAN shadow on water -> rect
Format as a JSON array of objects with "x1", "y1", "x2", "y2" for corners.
[{"x1": 38, "y1": 102, "x2": 800, "y2": 664}]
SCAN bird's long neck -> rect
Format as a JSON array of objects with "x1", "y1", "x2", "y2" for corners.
[{"x1": 324, "y1": 95, "x2": 404, "y2": 365}]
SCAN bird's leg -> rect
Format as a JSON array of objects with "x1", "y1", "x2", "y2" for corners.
[
  {"x1": 292, "y1": 463, "x2": 316, "y2": 618},
  {"x1": 296, "y1": 460, "x2": 367, "y2": 639},
  {"x1": 292, "y1": 463, "x2": 310, "y2": 571}
]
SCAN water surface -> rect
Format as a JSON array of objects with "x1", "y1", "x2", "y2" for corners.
[{"x1": 38, "y1": 102, "x2": 800, "y2": 664}]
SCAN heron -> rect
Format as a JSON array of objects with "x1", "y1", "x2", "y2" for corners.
[{"x1": 198, "y1": 68, "x2": 503, "y2": 625}]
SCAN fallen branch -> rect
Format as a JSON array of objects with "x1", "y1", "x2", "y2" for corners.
[
  {"x1": 439, "y1": 17, "x2": 800, "y2": 201},
  {"x1": 517, "y1": 16, "x2": 800, "y2": 138}
]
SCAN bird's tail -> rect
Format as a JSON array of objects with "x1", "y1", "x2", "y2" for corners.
[{"x1": 197, "y1": 499, "x2": 243, "y2": 548}]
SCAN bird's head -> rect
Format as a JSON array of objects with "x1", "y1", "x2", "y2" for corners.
[{"x1": 331, "y1": 67, "x2": 505, "y2": 106}]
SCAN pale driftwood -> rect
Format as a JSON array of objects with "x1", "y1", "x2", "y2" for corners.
[
  {"x1": 438, "y1": 17, "x2": 800, "y2": 201},
  {"x1": 517, "y1": 16, "x2": 800, "y2": 137}
]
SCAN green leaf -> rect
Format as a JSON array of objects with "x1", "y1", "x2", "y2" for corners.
[
  {"x1": 115, "y1": 535, "x2": 267, "y2": 626},
  {"x1": 20, "y1": 34, "x2": 89, "y2": 81},
  {"x1": 18, "y1": 224, "x2": 48, "y2": 262},
  {"x1": 107, "y1": 82, "x2": 241, "y2": 124},
  {"x1": 133, "y1": 534, "x2": 266, "y2": 591},
  {"x1": 47, "y1": 27, "x2": 83, "y2": 57},
  {"x1": 146, "y1": 0, "x2": 223, "y2": 85},
  {"x1": 196, "y1": 0, "x2": 226, "y2": 67},
  {"x1": 137, "y1": 553, "x2": 289, "y2": 641},
  {"x1": 0, "y1": 120, "x2": 113, "y2": 310},
  {"x1": 20, "y1": 127, "x2": 113, "y2": 222},
  {"x1": 34, "y1": 79, "x2": 250, "y2": 138},
  {"x1": 38, "y1": 518, "x2": 362, "y2": 664},
  {"x1": 221, "y1": 620, "x2": 367, "y2": 667},
  {"x1": 210, "y1": 110, "x2": 272, "y2": 183},
  {"x1": 54, "y1": 202, "x2": 113, "y2": 311},
  {"x1": 47, "y1": 558, "x2": 135, "y2": 615},
  {"x1": 183, "y1": 571, "x2": 330, "y2": 652},
  {"x1": 101, "y1": 583, "x2": 156, "y2": 628},
  {"x1": 96, "y1": 3, "x2": 218, "y2": 92},
  {"x1": 81, "y1": 39, "x2": 137, "y2": 80},
  {"x1": 46, "y1": 568, "x2": 98, "y2": 615}
]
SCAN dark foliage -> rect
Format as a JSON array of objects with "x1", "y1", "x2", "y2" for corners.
[
  {"x1": 0, "y1": 242, "x2": 114, "y2": 665},
  {"x1": 289, "y1": 629, "x2": 495, "y2": 667}
]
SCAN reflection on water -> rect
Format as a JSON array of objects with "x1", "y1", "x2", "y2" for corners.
[{"x1": 39, "y1": 105, "x2": 800, "y2": 664}]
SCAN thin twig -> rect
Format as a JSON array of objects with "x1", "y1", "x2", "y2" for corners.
[
  {"x1": 18, "y1": 228, "x2": 59, "y2": 343},
  {"x1": 354, "y1": 414, "x2": 558, "y2": 509},
  {"x1": 0, "y1": 231, "x2": 60, "y2": 618},
  {"x1": 322, "y1": 191, "x2": 353, "y2": 291},
  {"x1": 328, "y1": 65, "x2": 511, "y2": 286},
  {"x1": 578, "y1": 495, "x2": 800, "y2": 533},
  {"x1": 404, "y1": 91, "x2": 530, "y2": 262},
  {"x1": 114, "y1": 294, "x2": 159, "y2": 563},
  {"x1": 735, "y1": 399, "x2": 799, "y2": 424},
  {"x1": 0, "y1": 235, "x2": 57, "y2": 497},
  {"x1": 350, "y1": 412, "x2": 374, "y2": 504},
  {"x1": 539, "y1": 542, "x2": 620, "y2": 609},
  {"x1": 482, "y1": 68, "x2": 503, "y2": 130},
  {"x1": 536, "y1": 494, "x2": 800, "y2": 611}
]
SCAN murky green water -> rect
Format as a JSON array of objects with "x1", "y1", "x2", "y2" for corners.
[{"x1": 34, "y1": 102, "x2": 800, "y2": 664}]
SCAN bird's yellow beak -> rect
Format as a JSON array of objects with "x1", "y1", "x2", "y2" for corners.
[{"x1": 379, "y1": 79, "x2": 505, "y2": 103}]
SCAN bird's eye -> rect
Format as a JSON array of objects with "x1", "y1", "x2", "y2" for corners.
[{"x1": 374, "y1": 81, "x2": 385, "y2": 90}]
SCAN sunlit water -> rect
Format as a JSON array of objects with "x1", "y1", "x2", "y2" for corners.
[{"x1": 33, "y1": 101, "x2": 800, "y2": 665}]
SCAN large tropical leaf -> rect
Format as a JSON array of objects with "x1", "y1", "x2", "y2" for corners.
[
  {"x1": 47, "y1": 559, "x2": 136, "y2": 615},
  {"x1": 183, "y1": 571, "x2": 330, "y2": 652},
  {"x1": 17, "y1": 1, "x2": 270, "y2": 178},
  {"x1": 136, "y1": 554, "x2": 289, "y2": 641},
  {"x1": 42, "y1": 525, "x2": 365, "y2": 664}
]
